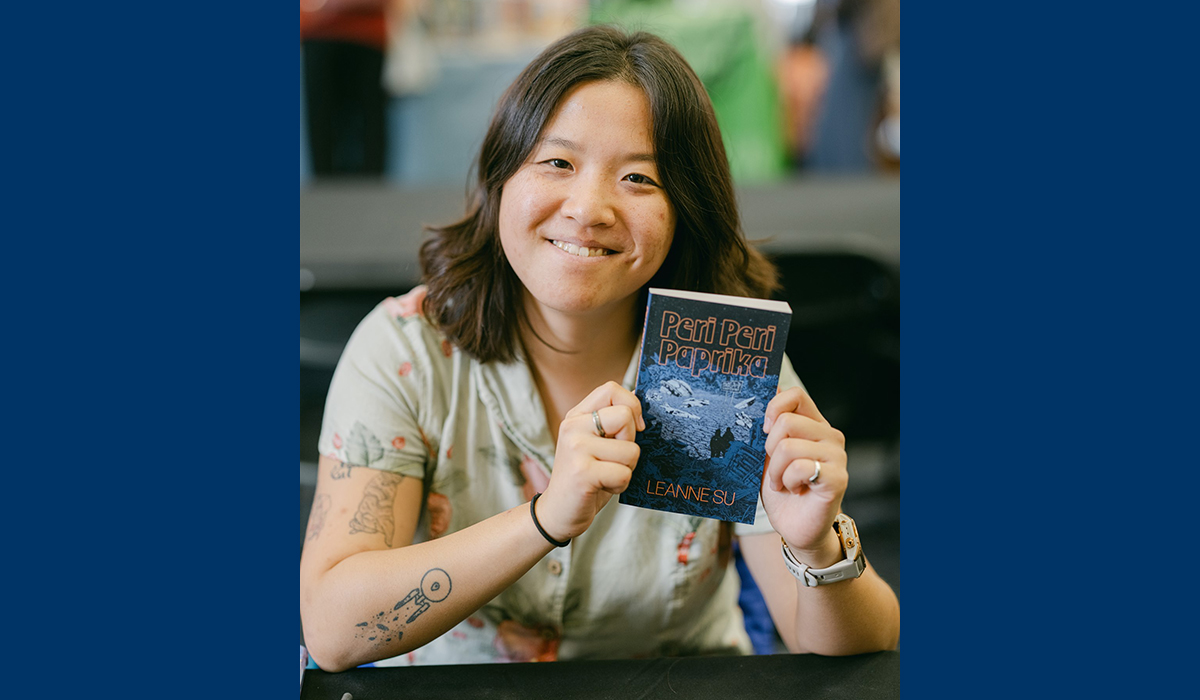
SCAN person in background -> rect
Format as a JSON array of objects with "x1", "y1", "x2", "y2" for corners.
[
  {"x1": 301, "y1": 0, "x2": 390, "y2": 177},
  {"x1": 805, "y1": 0, "x2": 900, "y2": 172},
  {"x1": 778, "y1": 25, "x2": 830, "y2": 169},
  {"x1": 300, "y1": 25, "x2": 899, "y2": 670}
]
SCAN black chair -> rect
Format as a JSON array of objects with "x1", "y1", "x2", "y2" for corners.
[{"x1": 769, "y1": 251, "x2": 900, "y2": 482}]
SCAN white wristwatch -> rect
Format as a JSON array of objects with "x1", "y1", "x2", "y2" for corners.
[{"x1": 780, "y1": 513, "x2": 867, "y2": 587}]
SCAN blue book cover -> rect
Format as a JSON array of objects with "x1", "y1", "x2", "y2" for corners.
[{"x1": 620, "y1": 288, "x2": 793, "y2": 524}]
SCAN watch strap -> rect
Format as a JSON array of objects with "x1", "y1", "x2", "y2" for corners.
[{"x1": 780, "y1": 513, "x2": 867, "y2": 587}]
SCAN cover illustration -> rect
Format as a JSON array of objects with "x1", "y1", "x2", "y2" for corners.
[{"x1": 620, "y1": 288, "x2": 793, "y2": 524}]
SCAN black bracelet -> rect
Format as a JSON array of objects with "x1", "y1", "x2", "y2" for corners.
[{"x1": 530, "y1": 493, "x2": 570, "y2": 547}]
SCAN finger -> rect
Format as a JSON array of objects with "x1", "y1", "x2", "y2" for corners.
[
  {"x1": 566, "y1": 381, "x2": 645, "y2": 431},
  {"x1": 606, "y1": 385, "x2": 646, "y2": 432},
  {"x1": 591, "y1": 460, "x2": 636, "y2": 493},
  {"x1": 779, "y1": 458, "x2": 845, "y2": 493},
  {"x1": 596, "y1": 404, "x2": 640, "y2": 442},
  {"x1": 764, "y1": 412, "x2": 844, "y2": 455},
  {"x1": 561, "y1": 410, "x2": 641, "y2": 458},
  {"x1": 765, "y1": 437, "x2": 842, "y2": 491},
  {"x1": 764, "y1": 386, "x2": 826, "y2": 433},
  {"x1": 588, "y1": 433, "x2": 640, "y2": 467},
  {"x1": 568, "y1": 403, "x2": 640, "y2": 442},
  {"x1": 773, "y1": 457, "x2": 821, "y2": 492}
]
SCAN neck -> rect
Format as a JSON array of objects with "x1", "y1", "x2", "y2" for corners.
[{"x1": 520, "y1": 294, "x2": 642, "y2": 441}]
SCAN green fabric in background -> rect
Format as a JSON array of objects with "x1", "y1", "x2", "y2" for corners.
[{"x1": 589, "y1": 0, "x2": 789, "y2": 184}]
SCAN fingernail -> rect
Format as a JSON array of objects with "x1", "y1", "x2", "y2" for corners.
[{"x1": 763, "y1": 417, "x2": 772, "y2": 433}]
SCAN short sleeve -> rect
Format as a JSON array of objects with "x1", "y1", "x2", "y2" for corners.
[
  {"x1": 734, "y1": 353, "x2": 804, "y2": 537},
  {"x1": 317, "y1": 296, "x2": 444, "y2": 479}
]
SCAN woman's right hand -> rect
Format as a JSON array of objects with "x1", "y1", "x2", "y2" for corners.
[{"x1": 535, "y1": 381, "x2": 645, "y2": 541}]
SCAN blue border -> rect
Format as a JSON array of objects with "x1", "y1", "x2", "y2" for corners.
[
  {"x1": 17, "y1": 3, "x2": 1181, "y2": 697},
  {"x1": 900, "y1": 4, "x2": 1187, "y2": 697},
  {"x1": 11, "y1": 7, "x2": 296, "y2": 696}
]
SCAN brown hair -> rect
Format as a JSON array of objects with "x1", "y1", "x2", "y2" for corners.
[{"x1": 419, "y1": 25, "x2": 779, "y2": 363}]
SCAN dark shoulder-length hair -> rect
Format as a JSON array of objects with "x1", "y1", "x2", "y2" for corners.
[{"x1": 419, "y1": 24, "x2": 779, "y2": 363}]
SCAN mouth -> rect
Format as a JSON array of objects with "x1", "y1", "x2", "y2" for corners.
[{"x1": 550, "y1": 240, "x2": 614, "y2": 257}]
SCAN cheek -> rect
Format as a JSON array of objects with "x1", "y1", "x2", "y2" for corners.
[
  {"x1": 502, "y1": 174, "x2": 555, "y2": 219},
  {"x1": 497, "y1": 185, "x2": 533, "y2": 255},
  {"x1": 643, "y1": 204, "x2": 676, "y2": 260}
]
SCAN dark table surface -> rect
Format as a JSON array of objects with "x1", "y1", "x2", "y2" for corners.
[{"x1": 300, "y1": 651, "x2": 899, "y2": 699}]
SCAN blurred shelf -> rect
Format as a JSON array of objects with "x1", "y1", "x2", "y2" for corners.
[{"x1": 300, "y1": 175, "x2": 899, "y2": 291}]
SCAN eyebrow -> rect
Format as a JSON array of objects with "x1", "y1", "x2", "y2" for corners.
[{"x1": 540, "y1": 136, "x2": 657, "y2": 163}]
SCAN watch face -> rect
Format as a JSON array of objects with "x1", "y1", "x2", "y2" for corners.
[{"x1": 834, "y1": 514, "x2": 861, "y2": 560}]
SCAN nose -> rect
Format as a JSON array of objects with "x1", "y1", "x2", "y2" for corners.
[{"x1": 560, "y1": 175, "x2": 616, "y2": 228}]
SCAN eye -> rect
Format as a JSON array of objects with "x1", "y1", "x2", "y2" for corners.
[
  {"x1": 543, "y1": 158, "x2": 572, "y2": 170},
  {"x1": 623, "y1": 172, "x2": 660, "y2": 187}
]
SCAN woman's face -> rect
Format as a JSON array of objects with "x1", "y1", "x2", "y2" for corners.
[{"x1": 498, "y1": 80, "x2": 676, "y2": 319}]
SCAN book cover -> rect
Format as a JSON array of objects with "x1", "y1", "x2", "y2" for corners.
[{"x1": 619, "y1": 288, "x2": 793, "y2": 525}]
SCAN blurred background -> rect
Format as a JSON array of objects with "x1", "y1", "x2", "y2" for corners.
[{"x1": 300, "y1": 0, "x2": 899, "y2": 652}]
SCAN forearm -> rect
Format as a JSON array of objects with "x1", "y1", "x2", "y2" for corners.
[
  {"x1": 301, "y1": 503, "x2": 553, "y2": 671},
  {"x1": 787, "y1": 563, "x2": 900, "y2": 655},
  {"x1": 742, "y1": 531, "x2": 899, "y2": 656}
]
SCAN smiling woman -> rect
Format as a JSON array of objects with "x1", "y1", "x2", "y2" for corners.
[
  {"x1": 418, "y1": 25, "x2": 779, "y2": 365},
  {"x1": 299, "y1": 24, "x2": 899, "y2": 672}
]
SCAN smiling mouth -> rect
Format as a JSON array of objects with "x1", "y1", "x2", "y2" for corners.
[{"x1": 551, "y1": 240, "x2": 613, "y2": 257}]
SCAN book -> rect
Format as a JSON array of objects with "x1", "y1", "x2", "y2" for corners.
[{"x1": 619, "y1": 288, "x2": 793, "y2": 525}]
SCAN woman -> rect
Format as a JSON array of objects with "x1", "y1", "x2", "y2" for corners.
[{"x1": 300, "y1": 25, "x2": 899, "y2": 671}]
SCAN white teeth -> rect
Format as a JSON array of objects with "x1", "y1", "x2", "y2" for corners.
[{"x1": 552, "y1": 240, "x2": 612, "y2": 257}]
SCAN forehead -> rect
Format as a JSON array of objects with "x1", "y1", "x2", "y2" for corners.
[{"x1": 540, "y1": 80, "x2": 655, "y2": 147}]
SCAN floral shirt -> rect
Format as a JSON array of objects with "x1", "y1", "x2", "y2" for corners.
[{"x1": 317, "y1": 287, "x2": 802, "y2": 665}]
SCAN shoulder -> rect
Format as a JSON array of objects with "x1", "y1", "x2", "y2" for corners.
[
  {"x1": 329, "y1": 286, "x2": 468, "y2": 409},
  {"x1": 379, "y1": 286, "x2": 428, "y2": 323},
  {"x1": 348, "y1": 286, "x2": 459, "y2": 364}
]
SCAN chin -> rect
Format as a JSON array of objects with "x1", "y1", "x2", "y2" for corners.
[
  {"x1": 526, "y1": 286, "x2": 636, "y2": 317},
  {"x1": 536, "y1": 295, "x2": 604, "y2": 315}
]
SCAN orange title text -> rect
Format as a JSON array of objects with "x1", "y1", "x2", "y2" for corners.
[{"x1": 656, "y1": 311, "x2": 776, "y2": 378}]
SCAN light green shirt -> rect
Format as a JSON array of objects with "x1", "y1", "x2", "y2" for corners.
[{"x1": 318, "y1": 288, "x2": 801, "y2": 665}]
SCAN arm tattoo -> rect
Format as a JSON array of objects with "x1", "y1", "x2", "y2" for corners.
[
  {"x1": 353, "y1": 568, "x2": 452, "y2": 647},
  {"x1": 305, "y1": 494, "x2": 330, "y2": 542},
  {"x1": 348, "y1": 471, "x2": 405, "y2": 547},
  {"x1": 329, "y1": 460, "x2": 354, "y2": 480}
]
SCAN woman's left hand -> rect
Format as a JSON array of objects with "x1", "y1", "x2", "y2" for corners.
[{"x1": 759, "y1": 387, "x2": 849, "y2": 567}]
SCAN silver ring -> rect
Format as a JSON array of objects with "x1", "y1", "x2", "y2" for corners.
[
  {"x1": 592, "y1": 410, "x2": 606, "y2": 438},
  {"x1": 809, "y1": 461, "x2": 821, "y2": 484}
]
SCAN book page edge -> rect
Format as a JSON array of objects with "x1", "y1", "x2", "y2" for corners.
[{"x1": 648, "y1": 287, "x2": 792, "y2": 314}]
